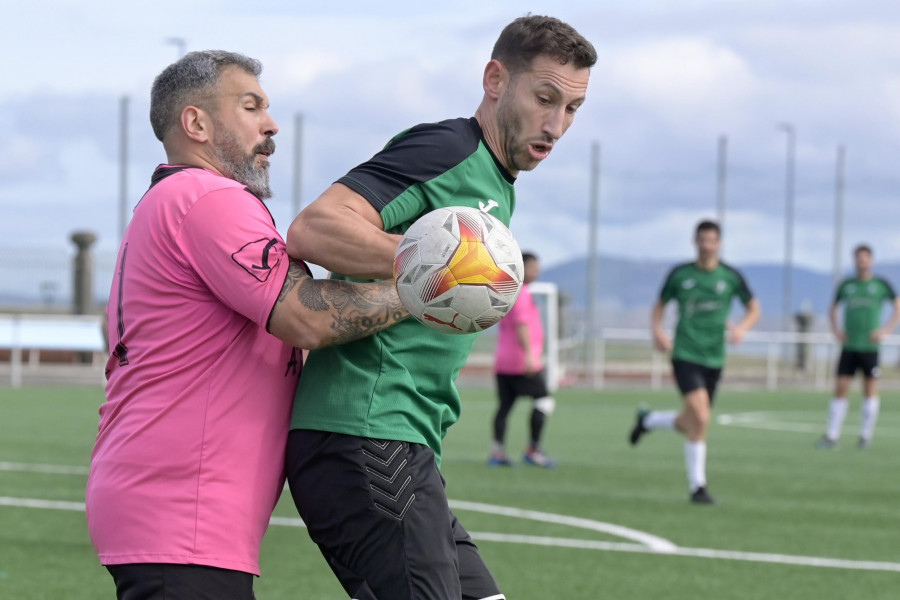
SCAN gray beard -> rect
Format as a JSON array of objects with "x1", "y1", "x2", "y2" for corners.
[{"x1": 212, "y1": 122, "x2": 273, "y2": 199}]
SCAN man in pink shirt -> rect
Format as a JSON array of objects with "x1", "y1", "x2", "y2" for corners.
[
  {"x1": 490, "y1": 252, "x2": 558, "y2": 468},
  {"x1": 85, "y1": 50, "x2": 407, "y2": 600}
]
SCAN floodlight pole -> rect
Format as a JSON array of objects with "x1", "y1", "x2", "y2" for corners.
[
  {"x1": 293, "y1": 112, "x2": 304, "y2": 217},
  {"x1": 166, "y1": 37, "x2": 187, "y2": 59},
  {"x1": 118, "y1": 95, "x2": 129, "y2": 243},
  {"x1": 832, "y1": 145, "x2": 846, "y2": 290},
  {"x1": 586, "y1": 141, "x2": 601, "y2": 387},
  {"x1": 778, "y1": 123, "x2": 796, "y2": 331},
  {"x1": 716, "y1": 135, "x2": 728, "y2": 233}
]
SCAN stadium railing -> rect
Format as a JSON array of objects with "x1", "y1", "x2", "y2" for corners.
[
  {"x1": 0, "y1": 313, "x2": 106, "y2": 388},
  {"x1": 580, "y1": 328, "x2": 900, "y2": 391}
]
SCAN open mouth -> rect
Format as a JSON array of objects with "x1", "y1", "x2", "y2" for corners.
[{"x1": 529, "y1": 142, "x2": 553, "y2": 160}]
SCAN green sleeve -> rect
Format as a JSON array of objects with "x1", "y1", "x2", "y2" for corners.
[
  {"x1": 833, "y1": 281, "x2": 847, "y2": 304},
  {"x1": 734, "y1": 269, "x2": 754, "y2": 305},
  {"x1": 659, "y1": 268, "x2": 678, "y2": 303}
]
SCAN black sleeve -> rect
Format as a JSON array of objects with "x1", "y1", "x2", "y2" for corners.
[{"x1": 336, "y1": 118, "x2": 480, "y2": 212}]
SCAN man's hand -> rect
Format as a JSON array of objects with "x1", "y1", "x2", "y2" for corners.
[
  {"x1": 727, "y1": 322, "x2": 746, "y2": 345},
  {"x1": 833, "y1": 329, "x2": 846, "y2": 344},
  {"x1": 524, "y1": 353, "x2": 537, "y2": 376},
  {"x1": 653, "y1": 329, "x2": 672, "y2": 353},
  {"x1": 870, "y1": 328, "x2": 886, "y2": 343}
]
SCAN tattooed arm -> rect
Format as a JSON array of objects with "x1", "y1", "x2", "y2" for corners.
[{"x1": 268, "y1": 260, "x2": 409, "y2": 349}]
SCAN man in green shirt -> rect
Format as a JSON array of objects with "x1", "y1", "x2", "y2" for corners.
[
  {"x1": 629, "y1": 220, "x2": 761, "y2": 504},
  {"x1": 283, "y1": 16, "x2": 596, "y2": 600},
  {"x1": 818, "y1": 244, "x2": 899, "y2": 449}
]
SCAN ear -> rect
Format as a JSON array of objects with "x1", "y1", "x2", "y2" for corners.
[
  {"x1": 181, "y1": 105, "x2": 211, "y2": 143},
  {"x1": 482, "y1": 59, "x2": 507, "y2": 100}
]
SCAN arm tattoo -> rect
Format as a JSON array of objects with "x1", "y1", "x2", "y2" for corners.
[{"x1": 279, "y1": 259, "x2": 408, "y2": 345}]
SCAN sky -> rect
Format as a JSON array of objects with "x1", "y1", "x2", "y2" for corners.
[{"x1": 3, "y1": 0, "x2": 900, "y2": 277}]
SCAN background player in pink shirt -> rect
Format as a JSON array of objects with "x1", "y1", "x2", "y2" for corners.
[
  {"x1": 85, "y1": 50, "x2": 407, "y2": 600},
  {"x1": 490, "y1": 252, "x2": 558, "y2": 468}
]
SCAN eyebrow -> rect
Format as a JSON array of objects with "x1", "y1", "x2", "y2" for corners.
[
  {"x1": 241, "y1": 92, "x2": 268, "y2": 108},
  {"x1": 536, "y1": 82, "x2": 584, "y2": 104}
]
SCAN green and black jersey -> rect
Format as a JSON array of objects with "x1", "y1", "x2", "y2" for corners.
[
  {"x1": 291, "y1": 117, "x2": 516, "y2": 465},
  {"x1": 659, "y1": 261, "x2": 754, "y2": 369},
  {"x1": 834, "y1": 276, "x2": 896, "y2": 352}
]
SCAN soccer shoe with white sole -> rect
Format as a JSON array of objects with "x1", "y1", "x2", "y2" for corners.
[
  {"x1": 487, "y1": 451, "x2": 513, "y2": 467},
  {"x1": 816, "y1": 435, "x2": 838, "y2": 450},
  {"x1": 629, "y1": 408, "x2": 650, "y2": 446},
  {"x1": 690, "y1": 486, "x2": 716, "y2": 505},
  {"x1": 523, "y1": 448, "x2": 558, "y2": 468}
]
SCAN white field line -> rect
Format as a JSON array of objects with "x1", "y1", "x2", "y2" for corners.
[
  {"x1": 4, "y1": 494, "x2": 900, "y2": 573},
  {"x1": 447, "y1": 499, "x2": 677, "y2": 552},
  {"x1": 0, "y1": 461, "x2": 90, "y2": 475},
  {"x1": 717, "y1": 412, "x2": 900, "y2": 435}
]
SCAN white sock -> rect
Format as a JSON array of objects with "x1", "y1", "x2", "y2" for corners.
[
  {"x1": 860, "y1": 396, "x2": 880, "y2": 441},
  {"x1": 684, "y1": 440, "x2": 707, "y2": 492},
  {"x1": 644, "y1": 410, "x2": 677, "y2": 430},
  {"x1": 826, "y1": 398, "x2": 848, "y2": 441}
]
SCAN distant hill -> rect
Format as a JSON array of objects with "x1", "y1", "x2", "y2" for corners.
[{"x1": 541, "y1": 255, "x2": 900, "y2": 329}]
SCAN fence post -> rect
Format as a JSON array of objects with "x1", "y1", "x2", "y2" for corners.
[
  {"x1": 11, "y1": 315, "x2": 22, "y2": 388},
  {"x1": 591, "y1": 337, "x2": 603, "y2": 390},
  {"x1": 767, "y1": 341, "x2": 778, "y2": 391},
  {"x1": 650, "y1": 350, "x2": 661, "y2": 390}
]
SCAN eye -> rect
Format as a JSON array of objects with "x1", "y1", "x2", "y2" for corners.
[
  {"x1": 566, "y1": 105, "x2": 579, "y2": 115},
  {"x1": 538, "y1": 96, "x2": 550, "y2": 105},
  {"x1": 245, "y1": 105, "x2": 257, "y2": 112}
]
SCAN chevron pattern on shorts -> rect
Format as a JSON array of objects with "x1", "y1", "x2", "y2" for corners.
[{"x1": 362, "y1": 439, "x2": 416, "y2": 520}]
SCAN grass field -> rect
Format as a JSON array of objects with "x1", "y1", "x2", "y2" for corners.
[{"x1": 1, "y1": 384, "x2": 898, "y2": 599}]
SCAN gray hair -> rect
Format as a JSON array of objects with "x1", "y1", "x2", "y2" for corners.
[{"x1": 149, "y1": 50, "x2": 263, "y2": 142}]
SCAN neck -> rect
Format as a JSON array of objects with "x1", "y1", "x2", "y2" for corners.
[
  {"x1": 474, "y1": 102, "x2": 517, "y2": 177},
  {"x1": 164, "y1": 142, "x2": 224, "y2": 177},
  {"x1": 696, "y1": 256, "x2": 719, "y2": 270},
  {"x1": 858, "y1": 270, "x2": 872, "y2": 280}
]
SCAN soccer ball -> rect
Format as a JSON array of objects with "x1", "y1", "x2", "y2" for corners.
[{"x1": 393, "y1": 206, "x2": 524, "y2": 334}]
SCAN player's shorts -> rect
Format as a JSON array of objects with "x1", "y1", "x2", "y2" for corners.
[
  {"x1": 671, "y1": 359, "x2": 722, "y2": 403},
  {"x1": 496, "y1": 371, "x2": 549, "y2": 404},
  {"x1": 286, "y1": 429, "x2": 505, "y2": 600},
  {"x1": 105, "y1": 563, "x2": 255, "y2": 600},
  {"x1": 837, "y1": 349, "x2": 880, "y2": 379}
]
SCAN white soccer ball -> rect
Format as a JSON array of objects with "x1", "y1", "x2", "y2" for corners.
[{"x1": 393, "y1": 206, "x2": 524, "y2": 334}]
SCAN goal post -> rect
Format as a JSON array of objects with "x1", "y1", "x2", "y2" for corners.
[{"x1": 528, "y1": 281, "x2": 560, "y2": 392}]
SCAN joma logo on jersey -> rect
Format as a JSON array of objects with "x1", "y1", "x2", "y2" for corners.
[
  {"x1": 479, "y1": 199, "x2": 499, "y2": 214},
  {"x1": 715, "y1": 280, "x2": 727, "y2": 294},
  {"x1": 682, "y1": 279, "x2": 696, "y2": 289}
]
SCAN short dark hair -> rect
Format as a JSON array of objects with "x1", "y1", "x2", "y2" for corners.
[
  {"x1": 491, "y1": 15, "x2": 597, "y2": 76},
  {"x1": 695, "y1": 220, "x2": 721, "y2": 238},
  {"x1": 522, "y1": 251, "x2": 539, "y2": 264},
  {"x1": 854, "y1": 244, "x2": 873, "y2": 256},
  {"x1": 150, "y1": 50, "x2": 262, "y2": 142}
]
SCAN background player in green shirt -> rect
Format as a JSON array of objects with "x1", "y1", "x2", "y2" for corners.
[
  {"x1": 630, "y1": 220, "x2": 760, "y2": 504},
  {"x1": 283, "y1": 16, "x2": 596, "y2": 600},
  {"x1": 818, "y1": 244, "x2": 900, "y2": 449}
]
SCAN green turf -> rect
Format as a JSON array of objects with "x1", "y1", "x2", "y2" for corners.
[{"x1": 1, "y1": 384, "x2": 898, "y2": 599}]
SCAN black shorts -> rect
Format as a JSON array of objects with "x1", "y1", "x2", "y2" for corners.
[
  {"x1": 837, "y1": 349, "x2": 880, "y2": 379},
  {"x1": 286, "y1": 430, "x2": 504, "y2": 600},
  {"x1": 671, "y1": 359, "x2": 722, "y2": 402},
  {"x1": 496, "y1": 372, "x2": 549, "y2": 403},
  {"x1": 106, "y1": 563, "x2": 255, "y2": 600}
]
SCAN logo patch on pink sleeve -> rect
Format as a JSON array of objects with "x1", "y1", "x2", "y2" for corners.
[{"x1": 232, "y1": 238, "x2": 281, "y2": 282}]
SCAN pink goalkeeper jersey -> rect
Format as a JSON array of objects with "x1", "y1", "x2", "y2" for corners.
[
  {"x1": 86, "y1": 165, "x2": 302, "y2": 576},
  {"x1": 495, "y1": 283, "x2": 544, "y2": 374}
]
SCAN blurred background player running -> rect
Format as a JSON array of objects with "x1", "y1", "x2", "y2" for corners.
[{"x1": 629, "y1": 220, "x2": 760, "y2": 504}]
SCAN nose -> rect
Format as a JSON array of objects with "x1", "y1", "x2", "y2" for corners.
[
  {"x1": 543, "y1": 107, "x2": 565, "y2": 141},
  {"x1": 263, "y1": 112, "x2": 279, "y2": 137}
]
